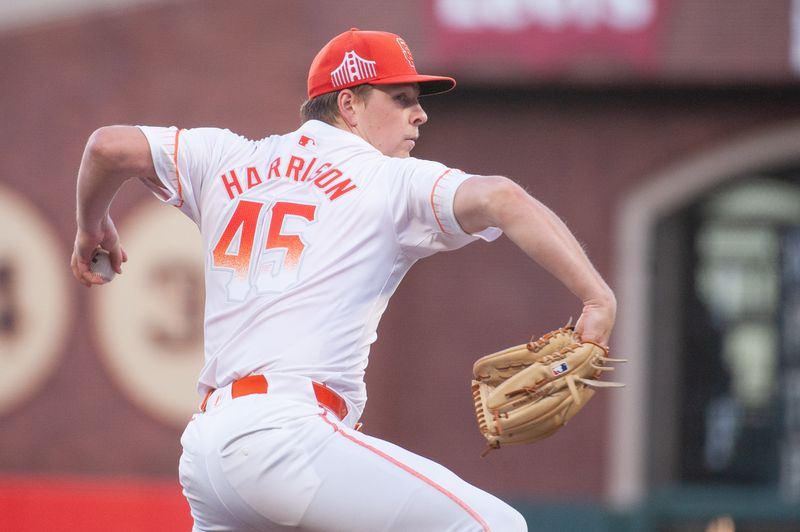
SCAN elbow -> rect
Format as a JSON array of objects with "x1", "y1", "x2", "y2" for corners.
[
  {"x1": 454, "y1": 175, "x2": 531, "y2": 233},
  {"x1": 84, "y1": 125, "x2": 152, "y2": 179},
  {"x1": 86, "y1": 126, "x2": 126, "y2": 166},
  {"x1": 488, "y1": 176, "x2": 527, "y2": 203},
  {"x1": 483, "y1": 176, "x2": 530, "y2": 226}
]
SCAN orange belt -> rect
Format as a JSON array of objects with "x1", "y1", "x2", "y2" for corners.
[{"x1": 199, "y1": 374, "x2": 348, "y2": 421}]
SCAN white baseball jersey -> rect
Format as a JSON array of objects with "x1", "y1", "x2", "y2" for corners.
[{"x1": 137, "y1": 120, "x2": 500, "y2": 417}]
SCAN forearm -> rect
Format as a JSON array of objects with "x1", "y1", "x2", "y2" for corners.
[
  {"x1": 498, "y1": 190, "x2": 613, "y2": 306},
  {"x1": 75, "y1": 130, "x2": 131, "y2": 232},
  {"x1": 468, "y1": 178, "x2": 612, "y2": 304},
  {"x1": 71, "y1": 126, "x2": 156, "y2": 286},
  {"x1": 455, "y1": 176, "x2": 616, "y2": 343}
]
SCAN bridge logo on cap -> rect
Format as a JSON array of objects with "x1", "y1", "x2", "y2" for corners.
[{"x1": 330, "y1": 50, "x2": 377, "y2": 89}]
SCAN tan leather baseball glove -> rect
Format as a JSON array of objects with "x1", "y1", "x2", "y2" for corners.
[{"x1": 471, "y1": 322, "x2": 624, "y2": 455}]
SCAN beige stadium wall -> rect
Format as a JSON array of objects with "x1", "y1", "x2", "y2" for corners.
[{"x1": 1, "y1": 0, "x2": 800, "y2": 529}]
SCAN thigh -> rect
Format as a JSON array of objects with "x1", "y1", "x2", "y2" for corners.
[
  {"x1": 180, "y1": 416, "x2": 265, "y2": 532},
  {"x1": 195, "y1": 405, "x2": 526, "y2": 532},
  {"x1": 296, "y1": 414, "x2": 527, "y2": 532}
]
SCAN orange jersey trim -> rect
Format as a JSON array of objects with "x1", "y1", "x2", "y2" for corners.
[
  {"x1": 429, "y1": 169, "x2": 451, "y2": 234},
  {"x1": 173, "y1": 128, "x2": 184, "y2": 208}
]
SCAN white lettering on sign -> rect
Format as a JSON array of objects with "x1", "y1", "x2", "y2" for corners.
[{"x1": 434, "y1": 0, "x2": 656, "y2": 31}]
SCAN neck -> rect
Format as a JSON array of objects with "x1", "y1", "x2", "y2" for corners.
[
  {"x1": 331, "y1": 117, "x2": 369, "y2": 146},
  {"x1": 332, "y1": 116, "x2": 356, "y2": 135}
]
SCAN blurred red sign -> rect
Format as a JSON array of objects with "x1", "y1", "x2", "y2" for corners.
[
  {"x1": 430, "y1": 0, "x2": 670, "y2": 75},
  {"x1": 0, "y1": 475, "x2": 192, "y2": 531}
]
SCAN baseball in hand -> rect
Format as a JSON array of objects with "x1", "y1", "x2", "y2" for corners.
[{"x1": 89, "y1": 248, "x2": 116, "y2": 282}]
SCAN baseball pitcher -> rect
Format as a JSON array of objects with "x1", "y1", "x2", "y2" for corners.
[{"x1": 71, "y1": 28, "x2": 616, "y2": 531}]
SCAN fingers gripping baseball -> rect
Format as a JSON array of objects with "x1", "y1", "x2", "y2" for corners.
[{"x1": 71, "y1": 216, "x2": 127, "y2": 287}]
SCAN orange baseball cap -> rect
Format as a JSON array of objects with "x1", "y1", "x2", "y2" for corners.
[{"x1": 307, "y1": 28, "x2": 456, "y2": 99}]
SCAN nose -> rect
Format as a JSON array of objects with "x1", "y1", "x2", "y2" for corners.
[{"x1": 411, "y1": 103, "x2": 428, "y2": 126}]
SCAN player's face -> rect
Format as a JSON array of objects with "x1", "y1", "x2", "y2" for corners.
[{"x1": 353, "y1": 84, "x2": 428, "y2": 158}]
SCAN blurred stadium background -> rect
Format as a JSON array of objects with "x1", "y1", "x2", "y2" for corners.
[{"x1": 1, "y1": 0, "x2": 800, "y2": 530}]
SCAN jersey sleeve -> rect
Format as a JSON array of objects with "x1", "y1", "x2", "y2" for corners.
[
  {"x1": 386, "y1": 158, "x2": 502, "y2": 255},
  {"x1": 137, "y1": 125, "x2": 241, "y2": 224}
]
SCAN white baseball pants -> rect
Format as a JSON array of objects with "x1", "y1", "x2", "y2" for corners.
[{"x1": 178, "y1": 373, "x2": 528, "y2": 531}]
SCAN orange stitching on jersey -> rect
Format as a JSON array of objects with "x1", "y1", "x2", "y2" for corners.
[
  {"x1": 429, "y1": 169, "x2": 452, "y2": 234},
  {"x1": 318, "y1": 412, "x2": 491, "y2": 531},
  {"x1": 173, "y1": 128, "x2": 184, "y2": 208}
]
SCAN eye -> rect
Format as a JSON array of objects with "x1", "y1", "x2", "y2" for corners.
[{"x1": 394, "y1": 92, "x2": 418, "y2": 106}]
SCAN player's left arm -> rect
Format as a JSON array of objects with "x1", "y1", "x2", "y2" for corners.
[
  {"x1": 71, "y1": 126, "x2": 160, "y2": 287},
  {"x1": 453, "y1": 175, "x2": 616, "y2": 345}
]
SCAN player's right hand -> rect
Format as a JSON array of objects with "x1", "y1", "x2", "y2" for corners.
[{"x1": 71, "y1": 215, "x2": 127, "y2": 287}]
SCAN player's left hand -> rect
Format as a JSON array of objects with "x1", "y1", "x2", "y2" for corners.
[
  {"x1": 71, "y1": 214, "x2": 127, "y2": 287},
  {"x1": 471, "y1": 322, "x2": 625, "y2": 454},
  {"x1": 573, "y1": 294, "x2": 616, "y2": 347}
]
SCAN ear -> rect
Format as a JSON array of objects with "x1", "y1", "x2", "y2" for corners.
[{"x1": 337, "y1": 89, "x2": 359, "y2": 127}]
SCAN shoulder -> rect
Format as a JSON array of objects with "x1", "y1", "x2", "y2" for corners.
[
  {"x1": 137, "y1": 125, "x2": 252, "y2": 152},
  {"x1": 381, "y1": 156, "x2": 450, "y2": 178},
  {"x1": 183, "y1": 126, "x2": 256, "y2": 146}
]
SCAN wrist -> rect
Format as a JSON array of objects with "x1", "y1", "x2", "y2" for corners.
[
  {"x1": 583, "y1": 287, "x2": 617, "y2": 312},
  {"x1": 76, "y1": 210, "x2": 109, "y2": 235}
]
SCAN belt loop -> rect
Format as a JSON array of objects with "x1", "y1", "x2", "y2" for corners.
[{"x1": 199, "y1": 389, "x2": 213, "y2": 413}]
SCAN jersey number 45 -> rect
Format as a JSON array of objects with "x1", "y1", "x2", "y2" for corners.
[{"x1": 211, "y1": 199, "x2": 318, "y2": 301}]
